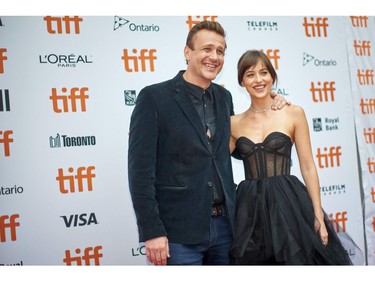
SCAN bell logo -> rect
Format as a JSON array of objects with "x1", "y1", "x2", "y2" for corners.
[
  {"x1": 0, "y1": 48, "x2": 7, "y2": 74},
  {"x1": 0, "y1": 130, "x2": 13, "y2": 157},
  {"x1": 56, "y1": 166, "x2": 96, "y2": 194},
  {"x1": 121, "y1": 49, "x2": 157, "y2": 72},
  {"x1": 350, "y1": 16, "x2": 368, "y2": 28},
  {"x1": 44, "y1": 16, "x2": 83, "y2": 34},
  {"x1": 260, "y1": 49, "x2": 280, "y2": 70},
  {"x1": 186, "y1": 16, "x2": 218, "y2": 30},
  {"x1": 49, "y1": 87, "x2": 89, "y2": 113},
  {"x1": 63, "y1": 245, "x2": 103, "y2": 265},
  {"x1": 359, "y1": 98, "x2": 375, "y2": 114},
  {"x1": 310, "y1": 81, "x2": 336, "y2": 102},
  {"x1": 303, "y1": 17, "x2": 329, "y2": 37},
  {"x1": 0, "y1": 214, "x2": 20, "y2": 242},
  {"x1": 357, "y1": 69, "x2": 374, "y2": 85},
  {"x1": 316, "y1": 146, "x2": 342, "y2": 168},
  {"x1": 329, "y1": 211, "x2": 348, "y2": 232}
]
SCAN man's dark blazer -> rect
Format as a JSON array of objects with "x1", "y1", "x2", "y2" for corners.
[{"x1": 128, "y1": 70, "x2": 236, "y2": 244}]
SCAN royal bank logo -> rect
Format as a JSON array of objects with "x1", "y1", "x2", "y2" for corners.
[
  {"x1": 39, "y1": 53, "x2": 93, "y2": 68},
  {"x1": 303, "y1": 52, "x2": 337, "y2": 67},
  {"x1": 313, "y1": 118, "x2": 323, "y2": 131},
  {"x1": 124, "y1": 90, "x2": 136, "y2": 106},
  {"x1": 247, "y1": 20, "x2": 279, "y2": 31},
  {"x1": 313, "y1": 117, "x2": 340, "y2": 132},
  {"x1": 49, "y1": 133, "x2": 96, "y2": 148},
  {"x1": 113, "y1": 16, "x2": 160, "y2": 32}
]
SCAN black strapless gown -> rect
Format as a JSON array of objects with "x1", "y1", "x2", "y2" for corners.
[{"x1": 229, "y1": 132, "x2": 353, "y2": 265}]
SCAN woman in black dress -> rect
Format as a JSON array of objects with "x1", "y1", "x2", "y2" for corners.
[{"x1": 229, "y1": 50, "x2": 353, "y2": 265}]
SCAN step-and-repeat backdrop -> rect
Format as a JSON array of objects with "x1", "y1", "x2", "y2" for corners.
[{"x1": 0, "y1": 16, "x2": 374, "y2": 265}]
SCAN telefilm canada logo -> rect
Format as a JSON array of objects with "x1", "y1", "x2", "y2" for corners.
[
  {"x1": 124, "y1": 90, "x2": 136, "y2": 106},
  {"x1": 247, "y1": 20, "x2": 279, "y2": 31},
  {"x1": 313, "y1": 117, "x2": 340, "y2": 132},
  {"x1": 49, "y1": 133, "x2": 96, "y2": 148},
  {"x1": 303, "y1": 52, "x2": 337, "y2": 67},
  {"x1": 113, "y1": 16, "x2": 160, "y2": 32},
  {"x1": 320, "y1": 183, "x2": 346, "y2": 196},
  {"x1": 39, "y1": 53, "x2": 93, "y2": 68}
]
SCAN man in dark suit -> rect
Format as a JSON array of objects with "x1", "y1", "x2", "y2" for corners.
[{"x1": 128, "y1": 20, "x2": 288, "y2": 265}]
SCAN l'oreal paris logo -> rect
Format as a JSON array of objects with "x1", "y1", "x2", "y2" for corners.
[{"x1": 39, "y1": 54, "x2": 93, "y2": 67}]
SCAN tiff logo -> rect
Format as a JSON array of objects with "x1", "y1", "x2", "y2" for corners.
[
  {"x1": 316, "y1": 146, "x2": 342, "y2": 168},
  {"x1": 364, "y1": 128, "x2": 375, "y2": 144},
  {"x1": 63, "y1": 245, "x2": 103, "y2": 265},
  {"x1": 56, "y1": 166, "x2": 96, "y2": 194},
  {"x1": 0, "y1": 214, "x2": 20, "y2": 242},
  {"x1": 44, "y1": 16, "x2": 83, "y2": 34},
  {"x1": 354, "y1": 40, "x2": 371, "y2": 56},
  {"x1": 0, "y1": 48, "x2": 7, "y2": 74},
  {"x1": 0, "y1": 130, "x2": 13, "y2": 157},
  {"x1": 0, "y1": 89, "x2": 10, "y2": 111},
  {"x1": 359, "y1": 98, "x2": 375, "y2": 114},
  {"x1": 329, "y1": 211, "x2": 348, "y2": 232},
  {"x1": 303, "y1": 17, "x2": 329, "y2": 37},
  {"x1": 121, "y1": 49, "x2": 157, "y2": 72},
  {"x1": 310, "y1": 81, "x2": 336, "y2": 102},
  {"x1": 357, "y1": 69, "x2": 374, "y2": 85},
  {"x1": 260, "y1": 49, "x2": 280, "y2": 70},
  {"x1": 50, "y1": 87, "x2": 89, "y2": 113},
  {"x1": 371, "y1": 187, "x2": 375, "y2": 203},
  {"x1": 368, "y1": 157, "x2": 375, "y2": 174},
  {"x1": 186, "y1": 16, "x2": 218, "y2": 30},
  {"x1": 350, "y1": 16, "x2": 368, "y2": 28}
]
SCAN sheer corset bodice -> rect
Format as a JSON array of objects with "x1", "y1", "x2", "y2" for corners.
[
  {"x1": 235, "y1": 131, "x2": 292, "y2": 180},
  {"x1": 230, "y1": 132, "x2": 355, "y2": 265}
]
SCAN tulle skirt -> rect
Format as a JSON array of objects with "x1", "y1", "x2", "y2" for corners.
[{"x1": 229, "y1": 175, "x2": 353, "y2": 265}]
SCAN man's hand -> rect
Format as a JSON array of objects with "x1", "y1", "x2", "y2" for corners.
[
  {"x1": 270, "y1": 92, "x2": 291, "y2": 110},
  {"x1": 145, "y1": 236, "x2": 170, "y2": 266}
]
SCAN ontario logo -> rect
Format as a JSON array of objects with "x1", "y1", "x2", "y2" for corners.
[
  {"x1": 303, "y1": 52, "x2": 337, "y2": 67},
  {"x1": 113, "y1": 16, "x2": 160, "y2": 32}
]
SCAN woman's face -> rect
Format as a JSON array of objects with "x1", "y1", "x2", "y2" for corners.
[{"x1": 241, "y1": 60, "x2": 274, "y2": 98}]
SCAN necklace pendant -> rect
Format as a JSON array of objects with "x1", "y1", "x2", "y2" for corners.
[{"x1": 250, "y1": 102, "x2": 272, "y2": 113}]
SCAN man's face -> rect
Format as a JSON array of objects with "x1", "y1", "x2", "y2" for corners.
[{"x1": 184, "y1": 30, "x2": 226, "y2": 87}]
